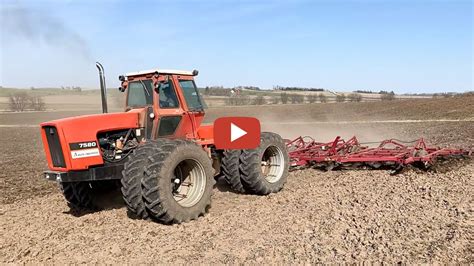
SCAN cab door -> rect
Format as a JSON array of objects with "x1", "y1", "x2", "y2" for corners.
[
  {"x1": 152, "y1": 75, "x2": 185, "y2": 139},
  {"x1": 152, "y1": 74, "x2": 205, "y2": 140}
]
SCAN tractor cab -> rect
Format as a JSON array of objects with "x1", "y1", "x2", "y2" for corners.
[{"x1": 118, "y1": 69, "x2": 207, "y2": 140}]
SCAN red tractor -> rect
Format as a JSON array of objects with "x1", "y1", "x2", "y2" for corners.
[{"x1": 40, "y1": 63, "x2": 289, "y2": 224}]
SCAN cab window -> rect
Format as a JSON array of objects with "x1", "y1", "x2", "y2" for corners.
[
  {"x1": 159, "y1": 81, "x2": 179, "y2": 109},
  {"x1": 179, "y1": 80, "x2": 205, "y2": 110},
  {"x1": 127, "y1": 80, "x2": 153, "y2": 107}
]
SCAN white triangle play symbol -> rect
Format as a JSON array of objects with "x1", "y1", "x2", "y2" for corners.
[{"x1": 230, "y1": 123, "x2": 247, "y2": 142}]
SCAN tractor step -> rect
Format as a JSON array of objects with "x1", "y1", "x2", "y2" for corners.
[{"x1": 44, "y1": 164, "x2": 124, "y2": 182}]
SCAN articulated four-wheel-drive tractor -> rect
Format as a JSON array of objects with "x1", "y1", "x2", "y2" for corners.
[
  {"x1": 40, "y1": 63, "x2": 470, "y2": 224},
  {"x1": 40, "y1": 63, "x2": 289, "y2": 224}
]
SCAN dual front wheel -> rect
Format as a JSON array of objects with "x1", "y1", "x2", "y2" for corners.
[{"x1": 121, "y1": 139, "x2": 214, "y2": 224}]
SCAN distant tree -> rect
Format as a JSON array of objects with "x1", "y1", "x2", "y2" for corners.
[
  {"x1": 204, "y1": 86, "x2": 210, "y2": 95},
  {"x1": 29, "y1": 96, "x2": 46, "y2": 111},
  {"x1": 380, "y1": 91, "x2": 395, "y2": 101},
  {"x1": 318, "y1": 93, "x2": 327, "y2": 103},
  {"x1": 280, "y1": 93, "x2": 289, "y2": 104},
  {"x1": 307, "y1": 94, "x2": 318, "y2": 103},
  {"x1": 9, "y1": 92, "x2": 30, "y2": 112},
  {"x1": 336, "y1": 94, "x2": 346, "y2": 103},
  {"x1": 354, "y1": 90, "x2": 373, "y2": 94},
  {"x1": 270, "y1": 95, "x2": 279, "y2": 104},
  {"x1": 252, "y1": 95, "x2": 266, "y2": 105},
  {"x1": 348, "y1": 93, "x2": 362, "y2": 102},
  {"x1": 227, "y1": 94, "x2": 250, "y2": 106},
  {"x1": 290, "y1": 93, "x2": 305, "y2": 104}
]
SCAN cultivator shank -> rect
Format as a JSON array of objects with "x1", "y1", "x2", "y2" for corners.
[{"x1": 286, "y1": 136, "x2": 471, "y2": 172}]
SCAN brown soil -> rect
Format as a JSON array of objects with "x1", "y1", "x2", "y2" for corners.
[{"x1": 0, "y1": 98, "x2": 473, "y2": 263}]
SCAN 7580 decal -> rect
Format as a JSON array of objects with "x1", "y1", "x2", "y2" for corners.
[{"x1": 69, "y1": 141, "x2": 98, "y2": 150}]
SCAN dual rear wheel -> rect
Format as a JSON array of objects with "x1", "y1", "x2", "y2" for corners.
[{"x1": 221, "y1": 132, "x2": 289, "y2": 195}]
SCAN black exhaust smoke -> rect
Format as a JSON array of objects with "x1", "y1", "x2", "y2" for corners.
[{"x1": 95, "y1": 62, "x2": 108, "y2": 113}]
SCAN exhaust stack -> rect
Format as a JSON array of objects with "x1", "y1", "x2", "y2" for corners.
[{"x1": 95, "y1": 62, "x2": 108, "y2": 113}]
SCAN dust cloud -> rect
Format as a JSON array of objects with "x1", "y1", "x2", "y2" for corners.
[
  {"x1": 257, "y1": 107, "x2": 392, "y2": 144},
  {"x1": 0, "y1": 3, "x2": 91, "y2": 60}
]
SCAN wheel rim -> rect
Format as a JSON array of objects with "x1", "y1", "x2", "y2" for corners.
[
  {"x1": 171, "y1": 159, "x2": 207, "y2": 207},
  {"x1": 261, "y1": 145, "x2": 285, "y2": 183}
]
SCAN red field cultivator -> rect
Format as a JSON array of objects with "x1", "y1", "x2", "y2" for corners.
[{"x1": 286, "y1": 136, "x2": 471, "y2": 173}]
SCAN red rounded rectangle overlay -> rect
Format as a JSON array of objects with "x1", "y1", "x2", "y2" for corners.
[{"x1": 214, "y1": 117, "x2": 260, "y2": 149}]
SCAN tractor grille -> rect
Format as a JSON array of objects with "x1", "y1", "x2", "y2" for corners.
[{"x1": 43, "y1": 126, "x2": 66, "y2": 168}]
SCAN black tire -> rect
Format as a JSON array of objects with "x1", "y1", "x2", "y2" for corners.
[
  {"x1": 239, "y1": 132, "x2": 289, "y2": 195},
  {"x1": 121, "y1": 142, "x2": 158, "y2": 219},
  {"x1": 142, "y1": 140, "x2": 214, "y2": 224},
  {"x1": 221, "y1": 149, "x2": 245, "y2": 193},
  {"x1": 60, "y1": 181, "x2": 94, "y2": 209}
]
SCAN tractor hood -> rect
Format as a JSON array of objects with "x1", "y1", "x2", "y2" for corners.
[{"x1": 40, "y1": 112, "x2": 140, "y2": 171}]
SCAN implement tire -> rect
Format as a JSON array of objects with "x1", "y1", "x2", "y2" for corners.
[
  {"x1": 60, "y1": 182, "x2": 94, "y2": 209},
  {"x1": 221, "y1": 149, "x2": 245, "y2": 193},
  {"x1": 239, "y1": 132, "x2": 289, "y2": 195},
  {"x1": 121, "y1": 142, "x2": 158, "y2": 219},
  {"x1": 142, "y1": 140, "x2": 214, "y2": 224}
]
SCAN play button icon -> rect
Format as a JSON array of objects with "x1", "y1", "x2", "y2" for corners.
[
  {"x1": 214, "y1": 117, "x2": 260, "y2": 149},
  {"x1": 230, "y1": 123, "x2": 247, "y2": 142}
]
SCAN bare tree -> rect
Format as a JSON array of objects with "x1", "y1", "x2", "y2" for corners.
[
  {"x1": 9, "y1": 92, "x2": 30, "y2": 112},
  {"x1": 252, "y1": 95, "x2": 266, "y2": 105},
  {"x1": 227, "y1": 94, "x2": 250, "y2": 106},
  {"x1": 270, "y1": 95, "x2": 279, "y2": 104},
  {"x1": 290, "y1": 93, "x2": 304, "y2": 104},
  {"x1": 336, "y1": 94, "x2": 346, "y2": 103},
  {"x1": 280, "y1": 93, "x2": 289, "y2": 104},
  {"x1": 348, "y1": 93, "x2": 362, "y2": 102},
  {"x1": 380, "y1": 91, "x2": 396, "y2": 101},
  {"x1": 318, "y1": 93, "x2": 327, "y2": 103},
  {"x1": 307, "y1": 94, "x2": 317, "y2": 103},
  {"x1": 29, "y1": 96, "x2": 46, "y2": 111}
]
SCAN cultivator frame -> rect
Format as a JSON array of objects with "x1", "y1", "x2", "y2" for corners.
[{"x1": 286, "y1": 136, "x2": 471, "y2": 172}]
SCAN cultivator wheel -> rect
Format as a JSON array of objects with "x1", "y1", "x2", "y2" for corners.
[
  {"x1": 239, "y1": 132, "x2": 289, "y2": 195},
  {"x1": 60, "y1": 181, "x2": 94, "y2": 210},
  {"x1": 141, "y1": 140, "x2": 215, "y2": 224},
  {"x1": 221, "y1": 149, "x2": 245, "y2": 193},
  {"x1": 121, "y1": 142, "x2": 158, "y2": 219}
]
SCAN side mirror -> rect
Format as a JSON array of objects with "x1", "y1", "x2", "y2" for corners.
[{"x1": 119, "y1": 80, "x2": 128, "y2": 92}]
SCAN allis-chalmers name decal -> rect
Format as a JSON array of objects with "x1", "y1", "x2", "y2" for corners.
[{"x1": 69, "y1": 141, "x2": 100, "y2": 159}]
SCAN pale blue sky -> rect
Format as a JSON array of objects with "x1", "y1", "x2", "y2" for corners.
[{"x1": 0, "y1": 0, "x2": 472, "y2": 93}]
